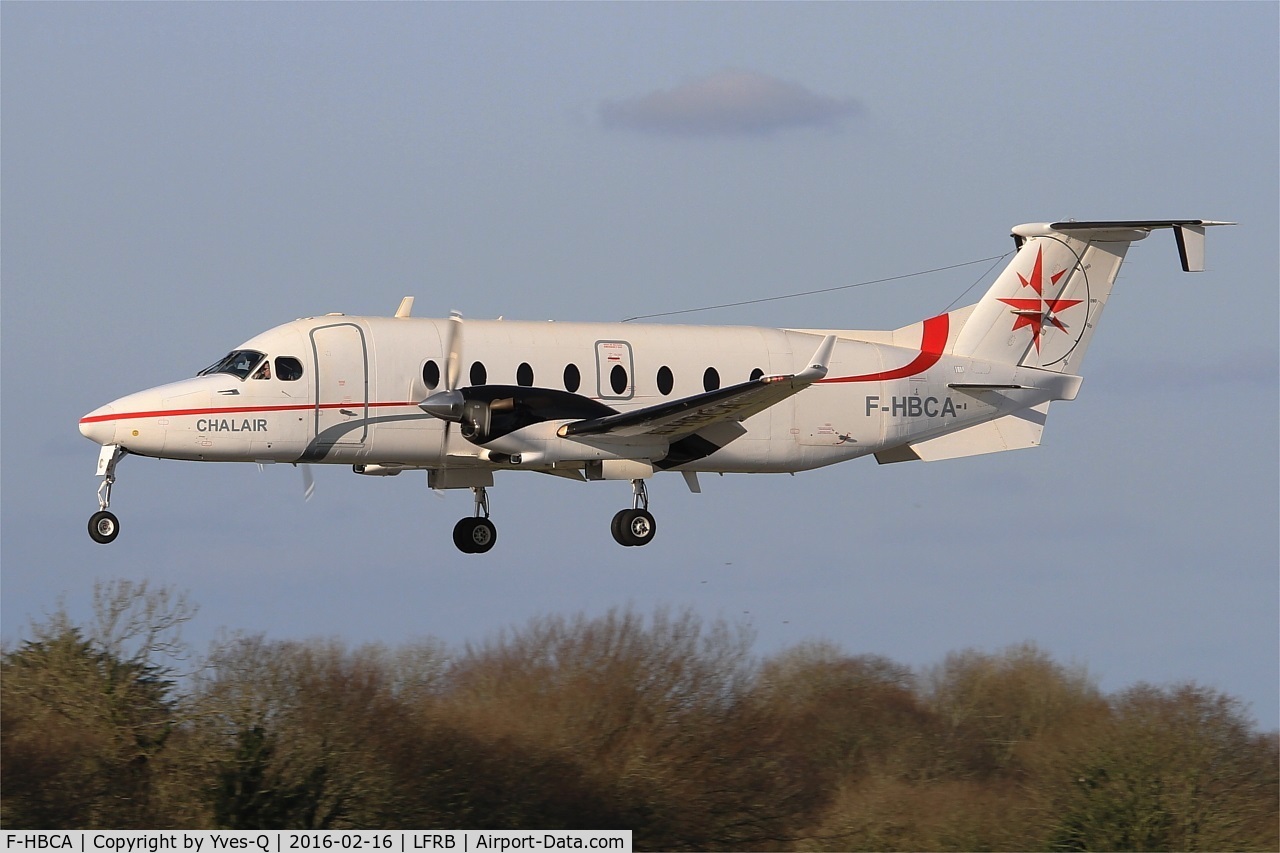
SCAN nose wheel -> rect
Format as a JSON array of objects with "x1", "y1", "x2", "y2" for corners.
[
  {"x1": 611, "y1": 478, "x2": 657, "y2": 547},
  {"x1": 453, "y1": 486, "x2": 497, "y2": 554},
  {"x1": 89, "y1": 510, "x2": 121, "y2": 544},
  {"x1": 87, "y1": 445, "x2": 127, "y2": 544}
]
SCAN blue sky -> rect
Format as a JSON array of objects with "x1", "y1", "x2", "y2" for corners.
[{"x1": 3, "y1": 2, "x2": 1277, "y2": 727}]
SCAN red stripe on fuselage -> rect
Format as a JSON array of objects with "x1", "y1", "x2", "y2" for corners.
[
  {"x1": 817, "y1": 313, "x2": 949, "y2": 384},
  {"x1": 82, "y1": 316, "x2": 951, "y2": 426},
  {"x1": 78, "y1": 401, "x2": 422, "y2": 426}
]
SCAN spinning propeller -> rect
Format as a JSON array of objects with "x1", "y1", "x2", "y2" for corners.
[
  {"x1": 419, "y1": 311, "x2": 467, "y2": 438},
  {"x1": 301, "y1": 463, "x2": 315, "y2": 501}
]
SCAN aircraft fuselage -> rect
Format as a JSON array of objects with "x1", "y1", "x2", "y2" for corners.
[{"x1": 80, "y1": 313, "x2": 1045, "y2": 475}]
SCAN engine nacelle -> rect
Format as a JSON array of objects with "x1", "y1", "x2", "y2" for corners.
[
  {"x1": 423, "y1": 385, "x2": 669, "y2": 464},
  {"x1": 480, "y1": 422, "x2": 667, "y2": 467},
  {"x1": 460, "y1": 398, "x2": 505, "y2": 441}
]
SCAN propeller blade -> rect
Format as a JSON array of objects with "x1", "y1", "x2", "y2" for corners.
[
  {"x1": 301, "y1": 464, "x2": 315, "y2": 502},
  {"x1": 445, "y1": 311, "x2": 463, "y2": 392}
]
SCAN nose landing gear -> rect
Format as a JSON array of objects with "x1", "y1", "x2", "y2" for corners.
[
  {"x1": 453, "y1": 485, "x2": 497, "y2": 554},
  {"x1": 89, "y1": 510, "x2": 120, "y2": 544},
  {"x1": 88, "y1": 445, "x2": 127, "y2": 544},
  {"x1": 611, "y1": 478, "x2": 657, "y2": 547}
]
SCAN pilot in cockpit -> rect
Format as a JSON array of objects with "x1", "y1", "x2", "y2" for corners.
[{"x1": 252, "y1": 360, "x2": 271, "y2": 380}]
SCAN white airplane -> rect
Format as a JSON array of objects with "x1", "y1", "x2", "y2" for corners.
[{"x1": 80, "y1": 219, "x2": 1231, "y2": 553}]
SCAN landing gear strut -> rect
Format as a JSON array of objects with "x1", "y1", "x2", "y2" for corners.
[
  {"x1": 453, "y1": 485, "x2": 497, "y2": 554},
  {"x1": 611, "y1": 478, "x2": 657, "y2": 547},
  {"x1": 88, "y1": 445, "x2": 126, "y2": 544}
]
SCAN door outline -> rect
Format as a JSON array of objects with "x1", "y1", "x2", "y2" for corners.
[
  {"x1": 595, "y1": 340, "x2": 634, "y2": 400},
  {"x1": 310, "y1": 322, "x2": 369, "y2": 446}
]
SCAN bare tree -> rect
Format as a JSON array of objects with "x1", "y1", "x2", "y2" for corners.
[
  {"x1": 434, "y1": 607, "x2": 812, "y2": 849},
  {"x1": 6, "y1": 584, "x2": 1275, "y2": 850},
  {"x1": 923, "y1": 642, "x2": 1104, "y2": 777},
  {"x1": 192, "y1": 636, "x2": 440, "y2": 829}
]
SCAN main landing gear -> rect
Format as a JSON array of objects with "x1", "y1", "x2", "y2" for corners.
[
  {"x1": 452, "y1": 486, "x2": 497, "y2": 554},
  {"x1": 611, "y1": 478, "x2": 656, "y2": 547},
  {"x1": 448, "y1": 478, "x2": 658, "y2": 553},
  {"x1": 88, "y1": 445, "x2": 126, "y2": 544}
]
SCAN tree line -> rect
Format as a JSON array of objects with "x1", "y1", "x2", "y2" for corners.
[{"x1": 2, "y1": 580, "x2": 1276, "y2": 850}]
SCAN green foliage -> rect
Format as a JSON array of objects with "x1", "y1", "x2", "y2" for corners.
[
  {"x1": 1, "y1": 581, "x2": 191, "y2": 828},
  {"x1": 212, "y1": 725, "x2": 335, "y2": 830},
  {"x1": 1032, "y1": 684, "x2": 1280, "y2": 851},
  {"x1": 3, "y1": 586, "x2": 1277, "y2": 851}
]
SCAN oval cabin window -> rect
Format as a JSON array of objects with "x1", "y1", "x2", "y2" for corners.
[
  {"x1": 470, "y1": 361, "x2": 487, "y2": 386},
  {"x1": 703, "y1": 367, "x2": 720, "y2": 392},
  {"x1": 517, "y1": 362, "x2": 534, "y2": 387},
  {"x1": 564, "y1": 363, "x2": 581, "y2": 393},
  {"x1": 423, "y1": 360, "x2": 440, "y2": 390},
  {"x1": 610, "y1": 364, "x2": 628, "y2": 396},
  {"x1": 657, "y1": 365, "x2": 674, "y2": 395}
]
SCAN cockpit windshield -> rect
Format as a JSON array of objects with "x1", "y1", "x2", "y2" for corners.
[{"x1": 197, "y1": 349, "x2": 265, "y2": 380}]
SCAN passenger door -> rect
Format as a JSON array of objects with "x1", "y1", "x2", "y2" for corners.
[
  {"x1": 595, "y1": 340, "x2": 634, "y2": 401},
  {"x1": 310, "y1": 322, "x2": 369, "y2": 448}
]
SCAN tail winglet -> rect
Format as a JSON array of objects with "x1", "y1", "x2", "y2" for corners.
[{"x1": 952, "y1": 219, "x2": 1233, "y2": 372}]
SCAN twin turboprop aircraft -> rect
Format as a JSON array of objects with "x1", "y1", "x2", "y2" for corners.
[{"x1": 79, "y1": 219, "x2": 1230, "y2": 553}]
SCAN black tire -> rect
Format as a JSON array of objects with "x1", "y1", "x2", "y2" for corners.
[
  {"x1": 453, "y1": 517, "x2": 497, "y2": 554},
  {"x1": 611, "y1": 510, "x2": 630, "y2": 546},
  {"x1": 453, "y1": 517, "x2": 478, "y2": 553},
  {"x1": 612, "y1": 509, "x2": 657, "y2": 547},
  {"x1": 89, "y1": 510, "x2": 120, "y2": 544}
]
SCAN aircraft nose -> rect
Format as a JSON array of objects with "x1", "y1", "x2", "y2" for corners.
[{"x1": 79, "y1": 405, "x2": 116, "y2": 445}]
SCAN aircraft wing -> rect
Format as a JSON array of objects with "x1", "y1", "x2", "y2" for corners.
[{"x1": 559, "y1": 335, "x2": 835, "y2": 442}]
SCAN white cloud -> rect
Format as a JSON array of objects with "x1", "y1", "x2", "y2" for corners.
[{"x1": 600, "y1": 69, "x2": 861, "y2": 137}]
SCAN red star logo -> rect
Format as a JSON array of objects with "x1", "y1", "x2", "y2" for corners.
[{"x1": 998, "y1": 246, "x2": 1081, "y2": 351}]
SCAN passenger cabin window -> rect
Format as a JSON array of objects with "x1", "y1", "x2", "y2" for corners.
[
  {"x1": 703, "y1": 367, "x2": 720, "y2": 392},
  {"x1": 470, "y1": 361, "x2": 487, "y2": 386},
  {"x1": 610, "y1": 364, "x2": 628, "y2": 396},
  {"x1": 657, "y1": 365, "x2": 674, "y2": 395},
  {"x1": 564, "y1": 364, "x2": 581, "y2": 393},
  {"x1": 198, "y1": 350, "x2": 265, "y2": 380},
  {"x1": 517, "y1": 362, "x2": 534, "y2": 387},
  {"x1": 423, "y1": 360, "x2": 441, "y2": 390},
  {"x1": 275, "y1": 357, "x2": 304, "y2": 381},
  {"x1": 750, "y1": 368, "x2": 764, "y2": 382}
]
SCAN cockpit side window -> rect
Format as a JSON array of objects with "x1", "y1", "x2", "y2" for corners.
[
  {"x1": 197, "y1": 349, "x2": 265, "y2": 380},
  {"x1": 275, "y1": 357, "x2": 303, "y2": 381}
]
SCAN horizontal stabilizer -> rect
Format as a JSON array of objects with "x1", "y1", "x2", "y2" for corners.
[
  {"x1": 1047, "y1": 219, "x2": 1234, "y2": 272},
  {"x1": 875, "y1": 403, "x2": 1049, "y2": 464}
]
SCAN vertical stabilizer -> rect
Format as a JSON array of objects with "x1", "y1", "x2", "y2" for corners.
[{"x1": 950, "y1": 220, "x2": 1232, "y2": 373}]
